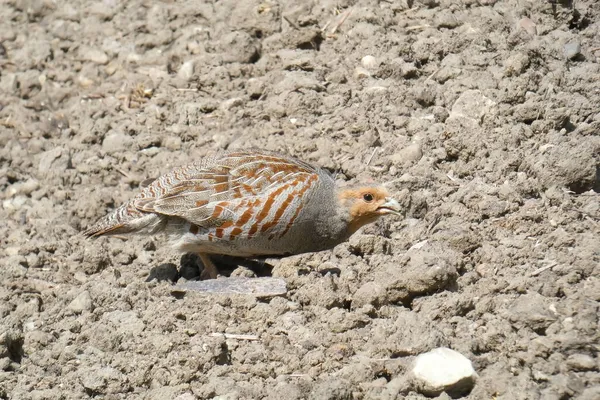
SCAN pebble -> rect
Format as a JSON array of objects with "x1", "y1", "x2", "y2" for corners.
[
  {"x1": 79, "y1": 46, "x2": 109, "y2": 65},
  {"x1": 412, "y1": 347, "x2": 477, "y2": 397},
  {"x1": 102, "y1": 131, "x2": 132, "y2": 153},
  {"x1": 163, "y1": 136, "x2": 182, "y2": 151},
  {"x1": 68, "y1": 291, "x2": 94, "y2": 313},
  {"x1": 449, "y1": 89, "x2": 496, "y2": 123},
  {"x1": 504, "y1": 53, "x2": 530, "y2": 76},
  {"x1": 7, "y1": 179, "x2": 39, "y2": 197},
  {"x1": 361, "y1": 55, "x2": 378, "y2": 70},
  {"x1": 518, "y1": 17, "x2": 537, "y2": 36},
  {"x1": 390, "y1": 141, "x2": 423, "y2": 164},
  {"x1": 564, "y1": 42, "x2": 581, "y2": 60},
  {"x1": 435, "y1": 10, "x2": 461, "y2": 29},
  {"x1": 220, "y1": 31, "x2": 260, "y2": 64},
  {"x1": 2, "y1": 196, "x2": 28, "y2": 212},
  {"x1": 177, "y1": 60, "x2": 195, "y2": 81},
  {"x1": 566, "y1": 354, "x2": 597, "y2": 371}
]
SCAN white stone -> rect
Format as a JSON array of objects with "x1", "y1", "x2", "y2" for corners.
[
  {"x1": 177, "y1": 60, "x2": 195, "y2": 81},
  {"x1": 412, "y1": 347, "x2": 477, "y2": 396},
  {"x1": 361, "y1": 55, "x2": 378, "y2": 70},
  {"x1": 449, "y1": 90, "x2": 496, "y2": 124}
]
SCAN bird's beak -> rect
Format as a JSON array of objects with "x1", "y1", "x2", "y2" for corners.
[{"x1": 377, "y1": 197, "x2": 402, "y2": 216}]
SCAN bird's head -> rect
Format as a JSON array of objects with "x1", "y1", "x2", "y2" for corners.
[{"x1": 338, "y1": 186, "x2": 402, "y2": 234}]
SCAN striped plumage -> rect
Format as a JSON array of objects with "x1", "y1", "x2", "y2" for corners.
[{"x1": 84, "y1": 150, "x2": 401, "y2": 279}]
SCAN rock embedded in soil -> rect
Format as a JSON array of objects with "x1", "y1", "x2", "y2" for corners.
[
  {"x1": 176, "y1": 277, "x2": 287, "y2": 298},
  {"x1": 449, "y1": 89, "x2": 496, "y2": 124},
  {"x1": 78, "y1": 46, "x2": 109, "y2": 65},
  {"x1": 566, "y1": 354, "x2": 597, "y2": 372},
  {"x1": 412, "y1": 347, "x2": 478, "y2": 397},
  {"x1": 564, "y1": 42, "x2": 581, "y2": 60},
  {"x1": 68, "y1": 290, "x2": 94, "y2": 313}
]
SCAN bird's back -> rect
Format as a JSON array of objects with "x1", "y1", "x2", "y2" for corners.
[{"x1": 83, "y1": 150, "x2": 340, "y2": 257}]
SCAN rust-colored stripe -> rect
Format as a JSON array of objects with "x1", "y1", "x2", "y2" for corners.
[
  {"x1": 236, "y1": 207, "x2": 254, "y2": 228},
  {"x1": 279, "y1": 175, "x2": 316, "y2": 237},
  {"x1": 210, "y1": 202, "x2": 227, "y2": 219},
  {"x1": 195, "y1": 200, "x2": 208, "y2": 207},
  {"x1": 213, "y1": 182, "x2": 228, "y2": 194},
  {"x1": 254, "y1": 184, "x2": 289, "y2": 224},
  {"x1": 260, "y1": 177, "x2": 304, "y2": 233},
  {"x1": 229, "y1": 227, "x2": 243, "y2": 240},
  {"x1": 215, "y1": 220, "x2": 234, "y2": 239}
]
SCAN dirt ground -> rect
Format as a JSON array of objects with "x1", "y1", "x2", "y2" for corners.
[{"x1": 1, "y1": 0, "x2": 599, "y2": 399}]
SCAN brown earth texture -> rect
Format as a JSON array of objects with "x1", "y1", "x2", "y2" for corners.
[{"x1": 1, "y1": 0, "x2": 600, "y2": 399}]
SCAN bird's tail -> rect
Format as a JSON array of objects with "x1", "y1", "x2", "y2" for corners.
[{"x1": 82, "y1": 201, "x2": 166, "y2": 238}]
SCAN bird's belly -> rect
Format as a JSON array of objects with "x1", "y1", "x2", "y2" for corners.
[{"x1": 170, "y1": 221, "x2": 341, "y2": 258}]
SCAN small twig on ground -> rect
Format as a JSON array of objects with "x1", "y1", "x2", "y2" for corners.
[
  {"x1": 406, "y1": 24, "x2": 430, "y2": 31},
  {"x1": 283, "y1": 15, "x2": 300, "y2": 30},
  {"x1": 210, "y1": 333, "x2": 259, "y2": 341},
  {"x1": 529, "y1": 262, "x2": 558, "y2": 277},
  {"x1": 116, "y1": 168, "x2": 130, "y2": 178},
  {"x1": 330, "y1": 8, "x2": 353, "y2": 35},
  {"x1": 425, "y1": 68, "x2": 440, "y2": 82},
  {"x1": 398, "y1": 7, "x2": 419, "y2": 15},
  {"x1": 366, "y1": 148, "x2": 378, "y2": 166}
]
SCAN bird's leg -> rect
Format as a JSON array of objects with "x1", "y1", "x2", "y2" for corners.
[{"x1": 198, "y1": 253, "x2": 219, "y2": 280}]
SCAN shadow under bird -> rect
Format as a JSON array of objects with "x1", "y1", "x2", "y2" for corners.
[{"x1": 83, "y1": 150, "x2": 402, "y2": 279}]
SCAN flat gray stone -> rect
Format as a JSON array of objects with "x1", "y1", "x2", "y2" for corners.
[{"x1": 175, "y1": 277, "x2": 287, "y2": 298}]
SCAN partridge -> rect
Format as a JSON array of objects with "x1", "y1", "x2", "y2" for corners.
[{"x1": 84, "y1": 150, "x2": 401, "y2": 279}]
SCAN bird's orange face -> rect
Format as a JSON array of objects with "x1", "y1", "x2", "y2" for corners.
[{"x1": 338, "y1": 186, "x2": 402, "y2": 234}]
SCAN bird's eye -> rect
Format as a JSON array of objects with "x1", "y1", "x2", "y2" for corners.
[{"x1": 363, "y1": 193, "x2": 374, "y2": 202}]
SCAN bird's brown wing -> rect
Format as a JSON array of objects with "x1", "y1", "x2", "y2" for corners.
[{"x1": 132, "y1": 151, "x2": 322, "y2": 231}]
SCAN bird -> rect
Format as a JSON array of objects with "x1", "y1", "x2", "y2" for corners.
[{"x1": 83, "y1": 149, "x2": 402, "y2": 279}]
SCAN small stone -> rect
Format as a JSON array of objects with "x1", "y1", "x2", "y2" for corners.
[
  {"x1": 518, "y1": 17, "x2": 537, "y2": 36},
  {"x1": 177, "y1": 60, "x2": 195, "y2": 81},
  {"x1": 176, "y1": 277, "x2": 288, "y2": 298},
  {"x1": 102, "y1": 131, "x2": 132, "y2": 153},
  {"x1": 566, "y1": 354, "x2": 597, "y2": 371},
  {"x1": 163, "y1": 136, "x2": 182, "y2": 151},
  {"x1": 220, "y1": 31, "x2": 260, "y2": 64},
  {"x1": 504, "y1": 53, "x2": 530, "y2": 77},
  {"x1": 77, "y1": 75, "x2": 95, "y2": 88},
  {"x1": 361, "y1": 55, "x2": 378, "y2": 70},
  {"x1": 351, "y1": 281, "x2": 386, "y2": 308},
  {"x1": 390, "y1": 142, "x2": 423, "y2": 164},
  {"x1": 435, "y1": 11, "x2": 461, "y2": 29},
  {"x1": 68, "y1": 291, "x2": 94, "y2": 313},
  {"x1": 449, "y1": 90, "x2": 496, "y2": 124},
  {"x1": 564, "y1": 42, "x2": 581, "y2": 60},
  {"x1": 412, "y1": 347, "x2": 477, "y2": 397},
  {"x1": 79, "y1": 46, "x2": 109, "y2": 65}
]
